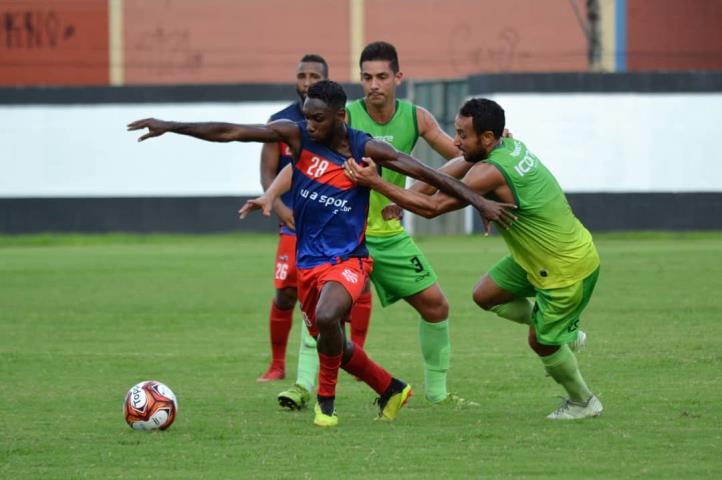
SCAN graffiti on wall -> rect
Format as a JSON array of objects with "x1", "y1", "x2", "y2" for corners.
[
  {"x1": 449, "y1": 25, "x2": 530, "y2": 74},
  {"x1": 2, "y1": 10, "x2": 75, "y2": 49},
  {"x1": 133, "y1": 28, "x2": 203, "y2": 75}
]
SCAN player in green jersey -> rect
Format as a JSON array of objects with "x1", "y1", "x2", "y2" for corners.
[
  {"x1": 345, "y1": 98, "x2": 603, "y2": 420},
  {"x1": 277, "y1": 41, "x2": 479, "y2": 409}
]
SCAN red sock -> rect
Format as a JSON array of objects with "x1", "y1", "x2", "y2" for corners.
[
  {"x1": 318, "y1": 352, "x2": 342, "y2": 398},
  {"x1": 350, "y1": 291, "x2": 372, "y2": 348},
  {"x1": 341, "y1": 346, "x2": 392, "y2": 395},
  {"x1": 268, "y1": 301, "x2": 293, "y2": 369}
]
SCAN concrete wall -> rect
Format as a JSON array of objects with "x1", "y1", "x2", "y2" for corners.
[{"x1": 2, "y1": 72, "x2": 721, "y2": 233}]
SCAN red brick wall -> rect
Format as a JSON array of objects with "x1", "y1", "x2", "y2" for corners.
[
  {"x1": 3, "y1": 0, "x2": 721, "y2": 87},
  {"x1": 123, "y1": 0, "x2": 349, "y2": 84},
  {"x1": 364, "y1": 0, "x2": 588, "y2": 79},
  {"x1": 0, "y1": 0, "x2": 108, "y2": 86},
  {"x1": 627, "y1": 0, "x2": 722, "y2": 71}
]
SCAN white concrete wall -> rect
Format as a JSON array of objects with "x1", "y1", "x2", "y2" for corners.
[
  {"x1": 2, "y1": 94, "x2": 722, "y2": 198},
  {"x1": 484, "y1": 93, "x2": 722, "y2": 192},
  {"x1": 1, "y1": 101, "x2": 287, "y2": 197}
]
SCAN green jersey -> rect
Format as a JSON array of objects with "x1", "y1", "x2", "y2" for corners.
[
  {"x1": 346, "y1": 99, "x2": 419, "y2": 237},
  {"x1": 486, "y1": 138, "x2": 600, "y2": 289}
]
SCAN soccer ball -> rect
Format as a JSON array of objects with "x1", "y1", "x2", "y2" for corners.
[{"x1": 123, "y1": 380, "x2": 178, "y2": 431}]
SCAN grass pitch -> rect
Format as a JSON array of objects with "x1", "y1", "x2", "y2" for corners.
[{"x1": 1, "y1": 232, "x2": 721, "y2": 479}]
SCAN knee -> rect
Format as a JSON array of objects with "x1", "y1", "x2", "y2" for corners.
[
  {"x1": 315, "y1": 306, "x2": 340, "y2": 333},
  {"x1": 472, "y1": 285, "x2": 495, "y2": 311},
  {"x1": 274, "y1": 288, "x2": 297, "y2": 310},
  {"x1": 424, "y1": 296, "x2": 449, "y2": 322}
]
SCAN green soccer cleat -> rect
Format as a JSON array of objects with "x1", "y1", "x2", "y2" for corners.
[
  {"x1": 430, "y1": 393, "x2": 480, "y2": 408},
  {"x1": 546, "y1": 395, "x2": 603, "y2": 420},
  {"x1": 376, "y1": 380, "x2": 412, "y2": 421},
  {"x1": 313, "y1": 402, "x2": 338, "y2": 427},
  {"x1": 277, "y1": 384, "x2": 310, "y2": 411}
]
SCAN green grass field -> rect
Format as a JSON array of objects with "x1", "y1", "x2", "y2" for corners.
[{"x1": 1, "y1": 233, "x2": 721, "y2": 479}]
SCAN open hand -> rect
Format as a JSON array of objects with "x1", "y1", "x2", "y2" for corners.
[
  {"x1": 473, "y1": 198, "x2": 518, "y2": 235},
  {"x1": 238, "y1": 195, "x2": 274, "y2": 220},
  {"x1": 126, "y1": 118, "x2": 171, "y2": 141}
]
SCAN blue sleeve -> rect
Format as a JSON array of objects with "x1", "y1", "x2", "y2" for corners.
[{"x1": 351, "y1": 129, "x2": 372, "y2": 161}]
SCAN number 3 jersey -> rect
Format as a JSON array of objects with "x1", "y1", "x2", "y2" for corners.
[{"x1": 292, "y1": 121, "x2": 373, "y2": 269}]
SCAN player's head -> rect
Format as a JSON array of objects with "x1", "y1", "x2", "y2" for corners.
[
  {"x1": 296, "y1": 54, "x2": 328, "y2": 102},
  {"x1": 303, "y1": 80, "x2": 347, "y2": 143},
  {"x1": 455, "y1": 98, "x2": 506, "y2": 162},
  {"x1": 359, "y1": 41, "x2": 403, "y2": 107}
]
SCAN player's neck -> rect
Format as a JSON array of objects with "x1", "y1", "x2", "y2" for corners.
[
  {"x1": 327, "y1": 124, "x2": 349, "y2": 152},
  {"x1": 363, "y1": 97, "x2": 397, "y2": 124}
]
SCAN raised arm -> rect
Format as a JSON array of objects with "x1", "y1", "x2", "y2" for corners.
[
  {"x1": 127, "y1": 118, "x2": 301, "y2": 152},
  {"x1": 363, "y1": 139, "x2": 515, "y2": 228}
]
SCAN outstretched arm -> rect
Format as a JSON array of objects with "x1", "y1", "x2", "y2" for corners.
[
  {"x1": 127, "y1": 118, "x2": 301, "y2": 151},
  {"x1": 364, "y1": 140, "x2": 516, "y2": 229}
]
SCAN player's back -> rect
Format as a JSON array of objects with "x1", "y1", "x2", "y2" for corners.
[
  {"x1": 485, "y1": 138, "x2": 599, "y2": 289},
  {"x1": 291, "y1": 122, "x2": 372, "y2": 269}
]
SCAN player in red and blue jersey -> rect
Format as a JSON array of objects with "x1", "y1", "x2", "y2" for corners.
[
  {"x1": 128, "y1": 80, "x2": 515, "y2": 427},
  {"x1": 256, "y1": 54, "x2": 328, "y2": 383}
]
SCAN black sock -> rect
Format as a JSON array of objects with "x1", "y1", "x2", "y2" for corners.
[{"x1": 317, "y1": 395, "x2": 335, "y2": 415}]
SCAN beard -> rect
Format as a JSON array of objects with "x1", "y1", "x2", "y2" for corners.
[
  {"x1": 463, "y1": 148, "x2": 486, "y2": 163},
  {"x1": 296, "y1": 88, "x2": 306, "y2": 103}
]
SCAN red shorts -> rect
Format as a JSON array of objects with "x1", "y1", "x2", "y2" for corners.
[
  {"x1": 273, "y1": 233, "x2": 297, "y2": 290},
  {"x1": 297, "y1": 257, "x2": 373, "y2": 337}
]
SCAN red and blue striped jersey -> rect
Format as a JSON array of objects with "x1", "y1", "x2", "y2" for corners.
[
  {"x1": 269, "y1": 102, "x2": 304, "y2": 235},
  {"x1": 292, "y1": 121, "x2": 372, "y2": 269}
]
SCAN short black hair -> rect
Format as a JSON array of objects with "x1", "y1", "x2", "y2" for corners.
[
  {"x1": 458, "y1": 98, "x2": 505, "y2": 139},
  {"x1": 359, "y1": 41, "x2": 399, "y2": 73},
  {"x1": 300, "y1": 54, "x2": 329, "y2": 78},
  {"x1": 307, "y1": 80, "x2": 347, "y2": 110}
]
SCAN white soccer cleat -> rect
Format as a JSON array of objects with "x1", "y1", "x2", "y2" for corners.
[
  {"x1": 569, "y1": 330, "x2": 587, "y2": 353},
  {"x1": 546, "y1": 394, "x2": 603, "y2": 420}
]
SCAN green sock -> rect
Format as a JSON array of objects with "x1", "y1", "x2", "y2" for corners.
[
  {"x1": 489, "y1": 297, "x2": 532, "y2": 325},
  {"x1": 419, "y1": 319, "x2": 450, "y2": 403},
  {"x1": 540, "y1": 344, "x2": 592, "y2": 402},
  {"x1": 295, "y1": 326, "x2": 318, "y2": 392}
]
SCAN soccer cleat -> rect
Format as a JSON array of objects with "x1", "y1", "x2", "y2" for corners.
[
  {"x1": 257, "y1": 365, "x2": 285, "y2": 382},
  {"x1": 313, "y1": 402, "x2": 338, "y2": 427},
  {"x1": 430, "y1": 393, "x2": 480, "y2": 408},
  {"x1": 277, "y1": 384, "x2": 310, "y2": 411},
  {"x1": 546, "y1": 394, "x2": 603, "y2": 420},
  {"x1": 375, "y1": 379, "x2": 412, "y2": 421},
  {"x1": 569, "y1": 330, "x2": 587, "y2": 353}
]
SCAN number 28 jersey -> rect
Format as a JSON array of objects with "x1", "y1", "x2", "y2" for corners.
[{"x1": 291, "y1": 121, "x2": 372, "y2": 269}]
